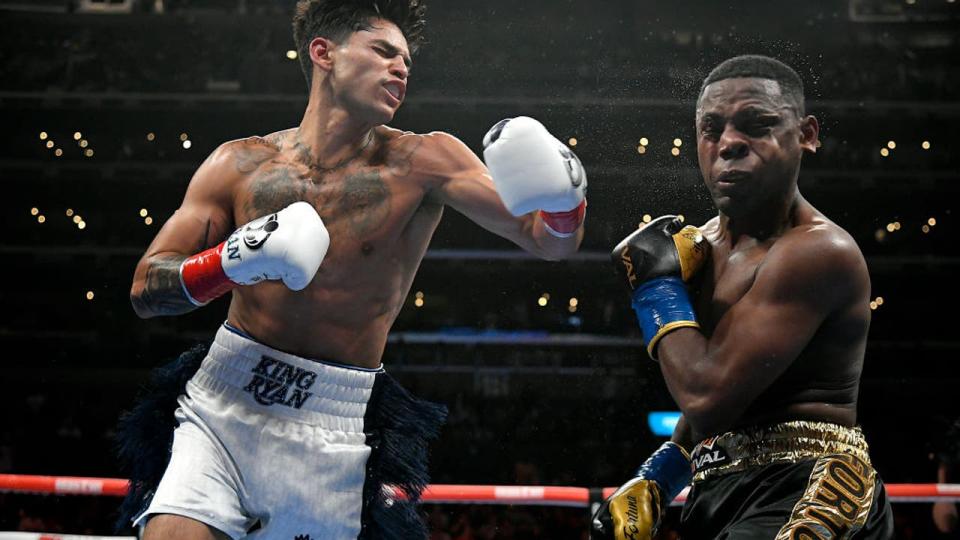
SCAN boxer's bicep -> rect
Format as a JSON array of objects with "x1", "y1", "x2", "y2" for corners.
[{"x1": 131, "y1": 144, "x2": 238, "y2": 317}]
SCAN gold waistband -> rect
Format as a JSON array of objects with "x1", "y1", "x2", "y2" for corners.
[{"x1": 690, "y1": 421, "x2": 871, "y2": 484}]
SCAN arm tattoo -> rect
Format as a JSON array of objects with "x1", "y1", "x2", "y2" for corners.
[
  {"x1": 132, "y1": 220, "x2": 217, "y2": 316},
  {"x1": 199, "y1": 219, "x2": 214, "y2": 251},
  {"x1": 132, "y1": 254, "x2": 194, "y2": 316}
]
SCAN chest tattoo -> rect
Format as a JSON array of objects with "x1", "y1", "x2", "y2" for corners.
[
  {"x1": 245, "y1": 168, "x2": 307, "y2": 218},
  {"x1": 337, "y1": 170, "x2": 391, "y2": 237}
]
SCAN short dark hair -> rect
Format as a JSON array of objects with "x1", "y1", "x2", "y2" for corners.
[
  {"x1": 292, "y1": 0, "x2": 427, "y2": 87},
  {"x1": 698, "y1": 55, "x2": 805, "y2": 115}
]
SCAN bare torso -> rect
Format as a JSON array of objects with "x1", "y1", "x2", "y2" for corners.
[
  {"x1": 694, "y1": 201, "x2": 870, "y2": 432},
  {"x1": 224, "y1": 127, "x2": 444, "y2": 367}
]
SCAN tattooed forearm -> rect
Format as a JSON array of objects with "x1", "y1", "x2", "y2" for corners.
[{"x1": 131, "y1": 255, "x2": 195, "y2": 317}]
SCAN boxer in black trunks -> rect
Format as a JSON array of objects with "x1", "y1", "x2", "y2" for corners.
[{"x1": 592, "y1": 55, "x2": 894, "y2": 539}]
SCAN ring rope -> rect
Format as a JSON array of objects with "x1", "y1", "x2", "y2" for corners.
[{"x1": 2, "y1": 474, "x2": 959, "y2": 504}]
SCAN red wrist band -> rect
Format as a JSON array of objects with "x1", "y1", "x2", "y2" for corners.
[
  {"x1": 179, "y1": 243, "x2": 235, "y2": 305},
  {"x1": 540, "y1": 200, "x2": 586, "y2": 237}
]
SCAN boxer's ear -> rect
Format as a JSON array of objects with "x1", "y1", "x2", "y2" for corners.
[
  {"x1": 309, "y1": 36, "x2": 335, "y2": 73},
  {"x1": 799, "y1": 115, "x2": 819, "y2": 154}
]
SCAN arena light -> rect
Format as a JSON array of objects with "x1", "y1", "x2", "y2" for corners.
[
  {"x1": 886, "y1": 223, "x2": 895, "y2": 233},
  {"x1": 922, "y1": 141, "x2": 931, "y2": 150},
  {"x1": 54, "y1": 148, "x2": 63, "y2": 157},
  {"x1": 880, "y1": 148, "x2": 889, "y2": 157},
  {"x1": 286, "y1": 50, "x2": 298, "y2": 60},
  {"x1": 639, "y1": 137, "x2": 649, "y2": 146},
  {"x1": 414, "y1": 298, "x2": 424, "y2": 308},
  {"x1": 183, "y1": 140, "x2": 192, "y2": 149},
  {"x1": 893, "y1": 221, "x2": 901, "y2": 231},
  {"x1": 30, "y1": 207, "x2": 39, "y2": 216},
  {"x1": 73, "y1": 216, "x2": 82, "y2": 224},
  {"x1": 79, "y1": 139, "x2": 88, "y2": 148},
  {"x1": 928, "y1": 217, "x2": 936, "y2": 226},
  {"x1": 144, "y1": 217, "x2": 153, "y2": 226},
  {"x1": 636, "y1": 145, "x2": 647, "y2": 155},
  {"x1": 922, "y1": 225, "x2": 930, "y2": 234},
  {"x1": 568, "y1": 298, "x2": 578, "y2": 307},
  {"x1": 73, "y1": 131, "x2": 82, "y2": 141},
  {"x1": 673, "y1": 138, "x2": 683, "y2": 147},
  {"x1": 65, "y1": 209, "x2": 74, "y2": 217},
  {"x1": 139, "y1": 208, "x2": 149, "y2": 217},
  {"x1": 647, "y1": 411, "x2": 681, "y2": 436},
  {"x1": 45, "y1": 141, "x2": 54, "y2": 149},
  {"x1": 870, "y1": 301, "x2": 878, "y2": 310},
  {"x1": 146, "y1": 132, "x2": 155, "y2": 142},
  {"x1": 86, "y1": 291, "x2": 95, "y2": 300},
  {"x1": 642, "y1": 214, "x2": 652, "y2": 223},
  {"x1": 180, "y1": 132, "x2": 189, "y2": 142},
  {"x1": 39, "y1": 131, "x2": 48, "y2": 140},
  {"x1": 670, "y1": 147, "x2": 680, "y2": 156},
  {"x1": 37, "y1": 215, "x2": 46, "y2": 223},
  {"x1": 886, "y1": 140, "x2": 896, "y2": 150},
  {"x1": 568, "y1": 137, "x2": 577, "y2": 147},
  {"x1": 84, "y1": 149, "x2": 94, "y2": 157},
  {"x1": 875, "y1": 296, "x2": 884, "y2": 306},
  {"x1": 77, "y1": 221, "x2": 86, "y2": 230}
]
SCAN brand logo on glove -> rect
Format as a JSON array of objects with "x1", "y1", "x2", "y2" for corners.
[
  {"x1": 243, "y1": 355, "x2": 317, "y2": 409},
  {"x1": 620, "y1": 247, "x2": 637, "y2": 288},
  {"x1": 558, "y1": 147, "x2": 585, "y2": 188},
  {"x1": 241, "y1": 213, "x2": 280, "y2": 251}
]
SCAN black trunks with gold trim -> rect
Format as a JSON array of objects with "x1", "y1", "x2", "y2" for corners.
[{"x1": 680, "y1": 421, "x2": 894, "y2": 539}]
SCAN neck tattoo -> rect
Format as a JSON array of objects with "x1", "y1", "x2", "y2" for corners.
[{"x1": 293, "y1": 130, "x2": 374, "y2": 173}]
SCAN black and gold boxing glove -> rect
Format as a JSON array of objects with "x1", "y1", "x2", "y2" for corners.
[
  {"x1": 611, "y1": 215, "x2": 709, "y2": 359},
  {"x1": 591, "y1": 442, "x2": 693, "y2": 540}
]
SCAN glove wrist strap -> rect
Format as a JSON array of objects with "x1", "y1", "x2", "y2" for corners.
[
  {"x1": 631, "y1": 276, "x2": 699, "y2": 360},
  {"x1": 540, "y1": 200, "x2": 586, "y2": 237},
  {"x1": 636, "y1": 441, "x2": 693, "y2": 503},
  {"x1": 179, "y1": 242, "x2": 236, "y2": 306}
]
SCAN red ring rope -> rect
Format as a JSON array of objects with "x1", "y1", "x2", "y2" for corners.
[{"x1": 2, "y1": 474, "x2": 958, "y2": 504}]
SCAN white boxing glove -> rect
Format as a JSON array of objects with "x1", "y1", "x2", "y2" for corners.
[
  {"x1": 179, "y1": 201, "x2": 330, "y2": 305},
  {"x1": 482, "y1": 116, "x2": 587, "y2": 237}
]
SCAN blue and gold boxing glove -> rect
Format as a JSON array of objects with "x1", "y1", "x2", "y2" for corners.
[
  {"x1": 611, "y1": 215, "x2": 709, "y2": 359},
  {"x1": 591, "y1": 442, "x2": 693, "y2": 540}
]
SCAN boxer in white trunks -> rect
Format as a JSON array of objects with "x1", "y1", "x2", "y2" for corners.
[{"x1": 120, "y1": 1, "x2": 586, "y2": 539}]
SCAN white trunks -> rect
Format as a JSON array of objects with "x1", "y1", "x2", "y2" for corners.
[{"x1": 134, "y1": 324, "x2": 383, "y2": 539}]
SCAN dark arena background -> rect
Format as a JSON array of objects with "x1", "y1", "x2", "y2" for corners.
[{"x1": 1, "y1": 0, "x2": 958, "y2": 538}]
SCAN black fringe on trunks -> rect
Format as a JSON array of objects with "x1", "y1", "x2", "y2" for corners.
[
  {"x1": 360, "y1": 372, "x2": 448, "y2": 540},
  {"x1": 113, "y1": 344, "x2": 207, "y2": 531}
]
